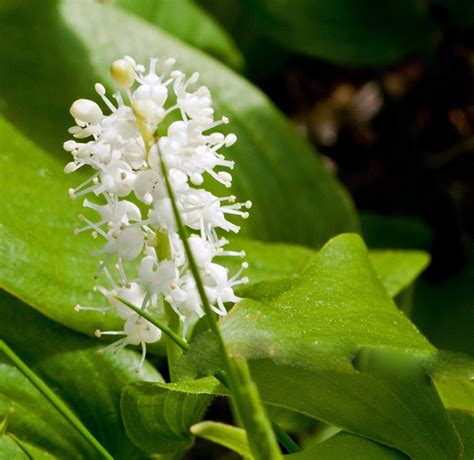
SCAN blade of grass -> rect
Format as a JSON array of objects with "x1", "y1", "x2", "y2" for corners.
[{"x1": 0, "y1": 340, "x2": 113, "y2": 460}]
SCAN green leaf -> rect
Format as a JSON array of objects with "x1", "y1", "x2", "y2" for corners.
[
  {"x1": 121, "y1": 378, "x2": 214, "y2": 454},
  {"x1": 125, "y1": 235, "x2": 464, "y2": 459},
  {"x1": 190, "y1": 421, "x2": 252, "y2": 458},
  {"x1": 217, "y1": 234, "x2": 461, "y2": 459},
  {"x1": 427, "y1": 352, "x2": 474, "y2": 457},
  {"x1": 447, "y1": 410, "x2": 474, "y2": 459},
  {"x1": 114, "y1": 0, "x2": 244, "y2": 70},
  {"x1": 0, "y1": 117, "x2": 123, "y2": 335},
  {"x1": 0, "y1": 290, "x2": 163, "y2": 459},
  {"x1": 0, "y1": 0, "x2": 358, "y2": 247},
  {"x1": 368, "y1": 250, "x2": 430, "y2": 298},
  {"x1": 227, "y1": 238, "x2": 430, "y2": 301},
  {"x1": 285, "y1": 432, "x2": 407, "y2": 459},
  {"x1": 235, "y1": 0, "x2": 436, "y2": 66}
]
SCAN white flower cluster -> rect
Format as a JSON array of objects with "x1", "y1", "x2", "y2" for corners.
[{"x1": 65, "y1": 56, "x2": 250, "y2": 369}]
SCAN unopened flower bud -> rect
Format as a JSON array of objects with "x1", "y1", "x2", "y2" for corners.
[
  {"x1": 111, "y1": 59, "x2": 135, "y2": 89},
  {"x1": 70, "y1": 99, "x2": 103, "y2": 125}
]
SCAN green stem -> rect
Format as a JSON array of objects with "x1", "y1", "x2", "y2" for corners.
[
  {"x1": 164, "y1": 301, "x2": 184, "y2": 382},
  {"x1": 271, "y1": 422, "x2": 301, "y2": 454},
  {"x1": 0, "y1": 340, "x2": 113, "y2": 460},
  {"x1": 113, "y1": 296, "x2": 189, "y2": 351}
]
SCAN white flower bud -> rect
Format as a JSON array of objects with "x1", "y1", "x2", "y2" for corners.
[
  {"x1": 111, "y1": 59, "x2": 135, "y2": 89},
  {"x1": 70, "y1": 99, "x2": 103, "y2": 125}
]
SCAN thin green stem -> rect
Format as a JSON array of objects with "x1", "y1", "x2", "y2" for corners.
[
  {"x1": 0, "y1": 340, "x2": 113, "y2": 460},
  {"x1": 271, "y1": 422, "x2": 301, "y2": 453},
  {"x1": 216, "y1": 371, "x2": 299, "y2": 453},
  {"x1": 114, "y1": 296, "x2": 189, "y2": 351}
]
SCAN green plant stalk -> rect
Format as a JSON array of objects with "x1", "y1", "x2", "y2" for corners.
[
  {"x1": 270, "y1": 421, "x2": 301, "y2": 454},
  {"x1": 164, "y1": 301, "x2": 184, "y2": 382},
  {"x1": 0, "y1": 340, "x2": 113, "y2": 460},
  {"x1": 230, "y1": 358, "x2": 283, "y2": 459},
  {"x1": 156, "y1": 145, "x2": 293, "y2": 457}
]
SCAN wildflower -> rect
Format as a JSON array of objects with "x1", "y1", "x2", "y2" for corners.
[{"x1": 65, "y1": 56, "x2": 250, "y2": 371}]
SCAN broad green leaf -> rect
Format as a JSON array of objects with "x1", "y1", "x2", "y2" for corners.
[
  {"x1": 121, "y1": 378, "x2": 214, "y2": 454},
  {"x1": 286, "y1": 432, "x2": 407, "y2": 459},
  {"x1": 233, "y1": 0, "x2": 435, "y2": 67},
  {"x1": 114, "y1": 0, "x2": 244, "y2": 70},
  {"x1": 0, "y1": 118, "x2": 122, "y2": 335},
  {"x1": 209, "y1": 235, "x2": 460, "y2": 458},
  {"x1": 429, "y1": 351, "x2": 474, "y2": 412},
  {"x1": 124, "y1": 234, "x2": 464, "y2": 459},
  {"x1": 447, "y1": 410, "x2": 474, "y2": 459},
  {"x1": 225, "y1": 238, "x2": 315, "y2": 285},
  {"x1": 0, "y1": 0, "x2": 358, "y2": 248},
  {"x1": 190, "y1": 421, "x2": 252, "y2": 458},
  {"x1": 428, "y1": 352, "x2": 474, "y2": 457},
  {"x1": 228, "y1": 238, "x2": 430, "y2": 300},
  {"x1": 0, "y1": 290, "x2": 163, "y2": 459}
]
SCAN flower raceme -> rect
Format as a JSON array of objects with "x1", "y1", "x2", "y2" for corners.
[{"x1": 65, "y1": 56, "x2": 251, "y2": 370}]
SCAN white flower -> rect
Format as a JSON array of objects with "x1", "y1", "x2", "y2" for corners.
[{"x1": 65, "y1": 56, "x2": 251, "y2": 371}]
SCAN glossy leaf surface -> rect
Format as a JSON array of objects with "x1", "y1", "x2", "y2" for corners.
[{"x1": 0, "y1": 0, "x2": 358, "y2": 248}]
